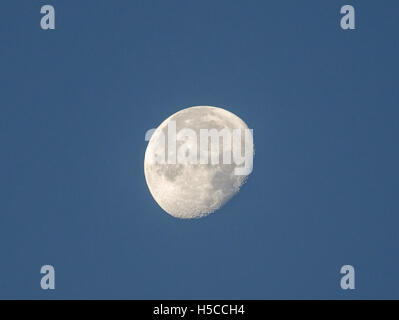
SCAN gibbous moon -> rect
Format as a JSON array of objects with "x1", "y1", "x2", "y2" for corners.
[{"x1": 144, "y1": 106, "x2": 253, "y2": 219}]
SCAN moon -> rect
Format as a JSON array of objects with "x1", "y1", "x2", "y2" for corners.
[{"x1": 144, "y1": 106, "x2": 253, "y2": 219}]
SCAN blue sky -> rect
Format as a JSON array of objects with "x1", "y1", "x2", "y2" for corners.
[{"x1": 1, "y1": 0, "x2": 398, "y2": 299}]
